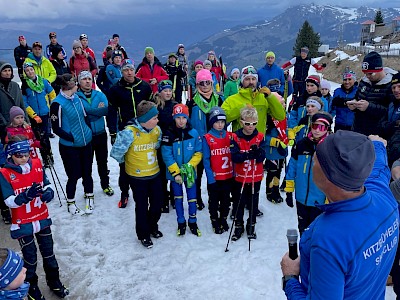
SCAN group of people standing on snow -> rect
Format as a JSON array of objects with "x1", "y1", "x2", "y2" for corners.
[{"x1": 0, "y1": 31, "x2": 399, "y2": 300}]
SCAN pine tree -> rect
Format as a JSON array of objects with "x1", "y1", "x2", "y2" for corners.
[
  {"x1": 293, "y1": 20, "x2": 321, "y2": 57},
  {"x1": 374, "y1": 9, "x2": 384, "y2": 25}
]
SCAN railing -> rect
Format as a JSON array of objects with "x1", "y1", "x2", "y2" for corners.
[{"x1": 343, "y1": 44, "x2": 400, "y2": 56}]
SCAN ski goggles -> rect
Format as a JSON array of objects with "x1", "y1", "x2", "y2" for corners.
[
  {"x1": 13, "y1": 153, "x2": 30, "y2": 158},
  {"x1": 158, "y1": 80, "x2": 173, "y2": 92},
  {"x1": 311, "y1": 123, "x2": 328, "y2": 131},
  {"x1": 241, "y1": 66, "x2": 257, "y2": 75},
  {"x1": 198, "y1": 81, "x2": 212, "y2": 87},
  {"x1": 242, "y1": 121, "x2": 258, "y2": 127}
]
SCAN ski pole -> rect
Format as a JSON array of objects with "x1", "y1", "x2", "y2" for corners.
[
  {"x1": 248, "y1": 158, "x2": 256, "y2": 252},
  {"x1": 46, "y1": 160, "x2": 63, "y2": 207},
  {"x1": 225, "y1": 163, "x2": 250, "y2": 252},
  {"x1": 50, "y1": 162, "x2": 68, "y2": 201}
]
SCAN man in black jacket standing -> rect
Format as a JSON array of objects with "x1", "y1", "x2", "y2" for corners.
[{"x1": 13, "y1": 35, "x2": 32, "y2": 80}]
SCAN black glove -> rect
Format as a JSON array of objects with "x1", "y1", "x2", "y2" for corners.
[
  {"x1": 248, "y1": 144, "x2": 259, "y2": 159},
  {"x1": 15, "y1": 183, "x2": 43, "y2": 206},
  {"x1": 41, "y1": 188, "x2": 54, "y2": 203},
  {"x1": 110, "y1": 133, "x2": 117, "y2": 145},
  {"x1": 322, "y1": 63, "x2": 327, "y2": 68}
]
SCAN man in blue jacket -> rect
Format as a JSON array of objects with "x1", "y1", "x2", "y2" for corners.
[
  {"x1": 257, "y1": 51, "x2": 286, "y2": 95},
  {"x1": 281, "y1": 131, "x2": 399, "y2": 299}
]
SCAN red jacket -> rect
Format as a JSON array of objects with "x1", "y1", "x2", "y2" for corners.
[
  {"x1": 69, "y1": 53, "x2": 97, "y2": 79},
  {"x1": 136, "y1": 57, "x2": 168, "y2": 94},
  {"x1": 6, "y1": 125, "x2": 40, "y2": 158}
]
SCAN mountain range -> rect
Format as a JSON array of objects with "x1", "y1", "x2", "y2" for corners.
[{"x1": 185, "y1": 4, "x2": 400, "y2": 72}]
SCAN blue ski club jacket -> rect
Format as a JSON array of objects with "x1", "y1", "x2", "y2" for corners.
[
  {"x1": 330, "y1": 83, "x2": 357, "y2": 127},
  {"x1": 23, "y1": 79, "x2": 55, "y2": 117},
  {"x1": 50, "y1": 93, "x2": 92, "y2": 147},
  {"x1": 257, "y1": 63, "x2": 286, "y2": 94},
  {"x1": 161, "y1": 123, "x2": 202, "y2": 181},
  {"x1": 284, "y1": 141, "x2": 399, "y2": 300},
  {"x1": 76, "y1": 89, "x2": 108, "y2": 136},
  {"x1": 285, "y1": 136, "x2": 325, "y2": 206}
]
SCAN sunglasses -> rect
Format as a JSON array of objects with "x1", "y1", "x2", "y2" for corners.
[
  {"x1": 198, "y1": 81, "x2": 212, "y2": 87},
  {"x1": 311, "y1": 123, "x2": 328, "y2": 131},
  {"x1": 13, "y1": 153, "x2": 30, "y2": 158},
  {"x1": 114, "y1": 50, "x2": 122, "y2": 55},
  {"x1": 73, "y1": 47, "x2": 81, "y2": 50},
  {"x1": 242, "y1": 121, "x2": 258, "y2": 126},
  {"x1": 159, "y1": 80, "x2": 173, "y2": 86},
  {"x1": 242, "y1": 67, "x2": 257, "y2": 75}
]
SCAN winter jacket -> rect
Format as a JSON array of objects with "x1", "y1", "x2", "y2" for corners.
[
  {"x1": 352, "y1": 71, "x2": 393, "y2": 135},
  {"x1": 285, "y1": 141, "x2": 399, "y2": 300},
  {"x1": 105, "y1": 64, "x2": 122, "y2": 86},
  {"x1": 23, "y1": 78, "x2": 56, "y2": 118},
  {"x1": 288, "y1": 90, "x2": 322, "y2": 129},
  {"x1": 265, "y1": 116, "x2": 288, "y2": 160},
  {"x1": 136, "y1": 57, "x2": 169, "y2": 94},
  {"x1": 188, "y1": 71, "x2": 197, "y2": 98},
  {"x1": 281, "y1": 56, "x2": 323, "y2": 82},
  {"x1": 83, "y1": 47, "x2": 96, "y2": 62},
  {"x1": 286, "y1": 136, "x2": 326, "y2": 206},
  {"x1": 6, "y1": 125, "x2": 40, "y2": 158},
  {"x1": 164, "y1": 62, "x2": 186, "y2": 88},
  {"x1": 46, "y1": 43, "x2": 67, "y2": 60},
  {"x1": 222, "y1": 87, "x2": 286, "y2": 134},
  {"x1": 76, "y1": 89, "x2": 108, "y2": 136},
  {"x1": 51, "y1": 58, "x2": 70, "y2": 94},
  {"x1": 223, "y1": 77, "x2": 240, "y2": 99},
  {"x1": 187, "y1": 92, "x2": 224, "y2": 137},
  {"x1": 321, "y1": 93, "x2": 332, "y2": 113},
  {"x1": 107, "y1": 77, "x2": 153, "y2": 134},
  {"x1": 50, "y1": 92, "x2": 92, "y2": 147},
  {"x1": 69, "y1": 53, "x2": 97, "y2": 78},
  {"x1": 157, "y1": 99, "x2": 178, "y2": 132},
  {"x1": 14, "y1": 44, "x2": 32, "y2": 71},
  {"x1": 379, "y1": 99, "x2": 400, "y2": 166},
  {"x1": 257, "y1": 63, "x2": 286, "y2": 94},
  {"x1": 0, "y1": 157, "x2": 53, "y2": 239},
  {"x1": 110, "y1": 119, "x2": 161, "y2": 179},
  {"x1": 96, "y1": 64, "x2": 112, "y2": 95},
  {"x1": 161, "y1": 123, "x2": 202, "y2": 181},
  {"x1": 331, "y1": 83, "x2": 357, "y2": 127},
  {"x1": 24, "y1": 53, "x2": 57, "y2": 83}
]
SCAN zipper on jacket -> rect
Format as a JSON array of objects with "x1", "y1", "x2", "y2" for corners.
[{"x1": 72, "y1": 99, "x2": 88, "y2": 146}]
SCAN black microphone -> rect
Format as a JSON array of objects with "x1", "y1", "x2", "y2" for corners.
[{"x1": 286, "y1": 229, "x2": 298, "y2": 260}]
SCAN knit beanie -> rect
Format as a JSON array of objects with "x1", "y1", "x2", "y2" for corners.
[
  {"x1": 121, "y1": 59, "x2": 135, "y2": 71},
  {"x1": 343, "y1": 70, "x2": 356, "y2": 81},
  {"x1": 311, "y1": 112, "x2": 332, "y2": 127},
  {"x1": 79, "y1": 33, "x2": 88, "y2": 40},
  {"x1": 158, "y1": 80, "x2": 173, "y2": 92},
  {"x1": 362, "y1": 51, "x2": 383, "y2": 73},
  {"x1": 0, "y1": 249, "x2": 24, "y2": 289},
  {"x1": 265, "y1": 51, "x2": 275, "y2": 58},
  {"x1": 9, "y1": 106, "x2": 25, "y2": 121},
  {"x1": 6, "y1": 140, "x2": 31, "y2": 156},
  {"x1": 208, "y1": 50, "x2": 216, "y2": 57},
  {"x1": 194, "y1": 60, "x2": 203, "y2": 68},
  {"x1": 267, "y1": 78, "x2": 281, "y2": 92},
  {"x1": 172, "y1": 104, "x2": 189, "y2": 119},
  {"x1": 306, "y1": 74, "x2": 320, "y2": 87},
  {"x1": 178, "y1": 44, "x2": 185, "y2": 50},
  {"x1": 203, "y1": 60, "x2": 212, "y2": 67},
  {"x1": 320, "y1": 79, "x2": 331, "y2": 90},
  {"x1": 391, "y1": 72, "x2": 400, "y2": 85},
  {"x1": 196, "y1": 69, "x2": 212, "y2": 83},
  {"x1": 137, "y1": 101, "x2": 158, "y2": 124},
  {"x1": 78, "y1": 70, "x2": 92, "y2": 82},
  {"x1": 49, "y1": 32, "x2": 56, "y2": 39},
  {"x1": 112, "y1": 50, "x2": 123, "y2": 60},
  {"x1": 51, "y1": 46, "x2": 63, "y2": 60},
  {"x1": 230, "y1": 68, "x2": 240, "y2": 77},
  {"x1": 316, "y1": 130, "x2": 375, "y2": 191},
  {"x1": 144, "y1": 47, "x2": 154, "y2": 55},
  {"x1": 241, "y1": 65, "x2": 258, "y2": 84},
  {"x1": 168, "y1": 53, "x2": 178, "y2": 59},
  {"x1": 72, "y1": 40, "x2": 82, "y2": 49},
  {"x1": 56, "y1": 74, "x2": 76, "y2": 91},
  {"x1": 209, "y1": 106, "x2": 226, "y2": 127},
  {"x1": 0, "y1": 62, "x2": 13, "y2": 73},
  {"x1": 22, "y1": 62, "x2": 34, "y2": 71},
  {"x1": 112, "y1": 33, "x2": 119, "y2": 39}
]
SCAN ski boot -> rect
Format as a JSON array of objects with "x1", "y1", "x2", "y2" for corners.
[
  {"x1": 140, "y1": 238, "x2": 153, "y2": 249},
  {"x1": 151, "y1": 230, "x2": 163, "y2": 239},
  {"x1": 196, "y1": 198, "x2": 205, "y2": 211},
  {"x1": 118, "y1": 195, "x2": 129, "y2": 208},
  {"x1": 231, "y1": 222, "x2": 244, "y2": 241},
  {"x1": 103, "y1": 185, "x2": 114, "y2": 196},
  {"x1": 28, "y1": 284, "x2": 45, "y2": 300},
  {"x1": 246, "y1": 222, "x2": 257, "y2": 240},
  {"x1": 220, "y1": 217, "x2": 229, "y2": 232},
  {"x1": 177, "y1": 222, "x2": 186, "y2": 236},
  {"x1": 268, "y1": 186, "x2": 284, "y2": 204},
  {"x1": 67, "y1": 200, "x2": 83, "y2": 216},
  {"x1": 47, "y1": 279, "x2": 69, "y2": 298},
  {"x1": 211, "y1": 219, "x2": 223, "y2": 234},
  {"x1": 188, "y1": 222, "x2": 202, "y2": 236},
  {"x1": 1, "y1": 208, "x2": 11, "y2": 224},
  {"x1": 84, "y1": 193, "x2": 94, "y2": 214}
]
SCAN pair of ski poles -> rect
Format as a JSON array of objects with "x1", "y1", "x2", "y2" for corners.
[
  {"x1": 225, "y1": 158, "x2": 257, "y2": 252},
  {"x1": 45, "y1": 155, "x2": 67, "y2": 208}
]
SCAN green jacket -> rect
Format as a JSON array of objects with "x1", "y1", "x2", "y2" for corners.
[
  {"x1": 24, "y1": 53, "x2": 57, "y2": 83},
  {"x1": 223, "y1": 78, "x2": 240, "y2": 99},
  {"x1": 222, "y1": 87, "x2": 285, "y2": 133}
]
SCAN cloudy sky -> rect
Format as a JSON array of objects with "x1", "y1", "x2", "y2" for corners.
[{"x1": 4, "y1": 0, "x2": 397, "y2": 25}]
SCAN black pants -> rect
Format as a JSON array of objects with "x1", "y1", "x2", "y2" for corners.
[
  {"x1": 119, "y1": 163, "x2": 130, "y2": 198},
  {"x1": 208, "y1": 179, "x2": 233, "y2": 221},
  {"x1": 18, "y1": 226, "x2": 60, "y2": 286},
  {"x1": 296, "y1": 201, "x2": 322, "y2": 236},
  {"x1": 195, "y1": 160, "x2": 204, "y2": 202},
  {"x1": 293, "y1": 80, "x2": 306, "y2": 99},
  {"x1": 92, "y1": 132, "x2": 110, "y2": 189},
  {"x1": 129, "y1": 174, "x2": 163, "y2": 240},
  {"x1": 30, "y1": 114, "x2": 52, "y2": 164},
  {"x1": 59, "y1": 142, "x2": 93, "y2": 199},
  {"x1": 232, "y1": 180, "x2": 261, "y2": 225},
  {"x1": 265, "y1": 159, "x2": 285, "y2": 190}
]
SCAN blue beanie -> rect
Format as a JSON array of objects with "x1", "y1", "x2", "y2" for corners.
[
  {"x1": 6, "y1": 141, "x2": 30, "y2": 156},
  {"x1": 0, "y1": 249, "x2": 24, "y2": 289}
]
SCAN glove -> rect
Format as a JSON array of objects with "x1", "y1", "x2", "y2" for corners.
[
  {"x1": 284, "y1": 180, "x2": 294, "y2": 193},
  {"x1": 175, "y1": 175, "x2": 183, "y2": 185},
  {"x1": 110, "y1": 133, "x2": 117, "y2": 145},
  {"x1": 270, "y1": 138, "x2": 282, "y2": 148},
  {"x1": 279, "y1": 141, "x2": 287, "y2": 149},
  {"x1": 26, "y1": 183, "x2": 43, "y2": 199},
  {"x1": 180, "y1": 163, "x2": 195, "y2": 188},
  {"x1": 40, "y1": 188, "x2": 54, "y2": 203},
  {"x1": 259, "y1": 87, "x2": 271, "y2": 97},
  {"x1": 321, "y1": 63, "x2": 327, "y2": 68},
  {"x1": 248, "y1": 144, "x2": 259, "y2": 159},
  {"x1": 287, "y1": 129, "x2": 295, "y2": 141},
  {"x1": 288, "y1": 139, "x2": 295, "y2": 147},
  {"x1": 33, "y1": 116, "x2": 42, "y2": 124}
]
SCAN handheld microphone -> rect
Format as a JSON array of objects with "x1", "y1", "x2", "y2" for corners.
[{"x1": 286, "y1": 229, "x2": 298, "y2": 260}]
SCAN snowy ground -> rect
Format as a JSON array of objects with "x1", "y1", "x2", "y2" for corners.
[{"x1": 0, "y1": 69, "x2": 397, "y2": 299}]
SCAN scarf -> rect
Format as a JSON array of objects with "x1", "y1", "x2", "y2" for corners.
[
  {"x1": 193, "y1": 92, "x2": 218, "y2": 114},
  {"x1": 26, "y1": 75, "x2": 45, "y2": 93}
]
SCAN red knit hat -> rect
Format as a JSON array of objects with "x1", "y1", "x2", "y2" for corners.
[
  {"x1": 306, "y1": 74, "x2": 320, "y2": 87},
  {"x1": 172, "y1": 104, "x2": 189, "y2": 119}
]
